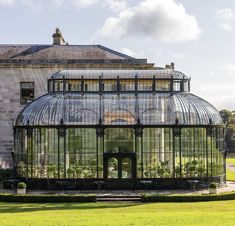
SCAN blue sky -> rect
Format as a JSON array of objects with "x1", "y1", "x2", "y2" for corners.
[{"x1": 0, "y1": 0, "x2": 235, "y2": 110}]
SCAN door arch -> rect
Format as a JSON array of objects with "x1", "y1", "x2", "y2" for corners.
[{"x1": 104, "y1": 153, "x2": 136, "y2": 180}]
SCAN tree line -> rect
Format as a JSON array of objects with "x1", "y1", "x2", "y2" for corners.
[{"x1": 220, "y1": 110, "x2": 235, "y2": 152}]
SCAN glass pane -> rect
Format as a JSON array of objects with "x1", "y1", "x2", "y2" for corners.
[
  {"x1": 108, "y1": 158, "x2": 118, "y2": 178},
  {"x1": 84, "y1": 80, "x2": 99, "y2": 91},
  {"x1": 67, "y1": 80, "x2": 82, "y2": 91},
  {"x1": 143, "y1": 128, "x2": 173, "y2": 178},
  {"x1": 120, "y1": 80, "x2": 135, "y2": 91},
  {"x1": 122, "y1": 158, "x2": 132, "y2": 178},
  {"x1": 103, "y1": 80, "x2": 117, "y2": 91},
  {"x1": 156, "y1": 80, "x2": 170, "y2": 91},
  {"x1": 20, "y1": 82, "x2": 34, "y2": 104},
  {"x1": 66, "y1": 128, "x2": 97, "y2": 179},
  {"x1": 104, "y1": 128, "x2": 134, "y2": 153},
  {"x1": 173, "y1": 81, "x2": 181, "y2": 91},
  {"x1": 138, "y1": 80, "x2": 152, "y2": 91},
  {"x1": 54, "y1": 80, "x2": 64, "y2": 91},
  {"x1": 183, "y1": 81, "x2": 189, "y2": 92},
  {"x1": 103, "y1": 94, "x2": 136, "y2": 125}
]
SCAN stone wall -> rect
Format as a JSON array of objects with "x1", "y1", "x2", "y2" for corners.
[{"x1": 0, "y1": 66, "x2": 65, "y2": 168}]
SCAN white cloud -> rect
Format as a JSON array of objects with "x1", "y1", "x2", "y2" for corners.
[
  {"x1": 0, "y1": 0, "x2": 126, "y2": 11},
  {"x1": 194, "y1": 64, "x2": 235, "y2": 110},
  {"x1": 0, "y1": 0, "x2": 15, "y2": 5},
  {"x1": 216, "y1": 8, "x2": 234, "y2": 20},
  {"x1": 103, "y1": 0, "x2": 127, "y2": 12},
  {"x1": 71, "y1": 0, "x2": 126, "y2": 11},
  {"x1": 197, "y1": 83, "x2": 235, "y2": 110},
  {"x1": 222, "y1": 64, "x2": 235, "y2": 77},
  {"x1": 95, "y1": 0, "x2": 201, "y2": 43},
  {"x1": 215, "y1": 8, "x2": 234, "y2": 31},
  {"x1": 51, "y1": 0, "x2": 64, "y2": 7},
  {"x1": 71, "y1": 0, "x2": 99, "y2": 8}
]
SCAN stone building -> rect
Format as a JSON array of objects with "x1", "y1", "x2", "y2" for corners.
[{"x1": 0, "y1": 29, "x2": 154, "y2": 168}]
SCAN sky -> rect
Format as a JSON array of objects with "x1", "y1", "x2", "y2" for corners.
[{"x1": 0, "y1": 0, "x2": 235, "y2": 110}]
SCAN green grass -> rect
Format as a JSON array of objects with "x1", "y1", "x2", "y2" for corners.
[
  {"x1": 226, "y1": 153, "x2": 235, "y2": 181},
  {"x1": 226, "y1": 169, "x2": 235, "y2": 181},
  {"x1": 227, "y1": 153, "x2": 235, "y2": 164},
  {"x1": 0, "y1": 201, "x2": 235, "y2": 226}
]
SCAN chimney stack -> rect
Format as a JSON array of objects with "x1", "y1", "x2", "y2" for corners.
[
  {"x1": 52, "y1": 28, "x2": 65, "y2": 45},
  {"x1": 165, "y1": 62, "x2": 175, "y2": 70}
]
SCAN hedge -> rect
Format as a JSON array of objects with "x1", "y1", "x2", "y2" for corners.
[
  {"x1": 142, "y1": 191, "x2": 235, "y2": 202},
  {"x1": 0, "y1": 169, "x2": 14, "y2": 181},
  {"x1": 0, "y1": 193, "x2": 96, "y2": 203}
]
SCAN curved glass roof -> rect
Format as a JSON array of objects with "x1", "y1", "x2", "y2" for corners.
[
  {"x1": 51, "y1": 69, "x2": 188, "y2": 80},
  {"x1": 16, "y1": 92, "x2": 223, "y2": 126}
]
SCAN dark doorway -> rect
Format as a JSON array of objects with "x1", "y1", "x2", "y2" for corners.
[{"x1": 104, "y1": 153, "x2": 136, "y2": 180}]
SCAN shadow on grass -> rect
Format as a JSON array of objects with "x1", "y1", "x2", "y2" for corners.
[{"x1": 0, "y1": 202, "x2": 143, "y2": 214}]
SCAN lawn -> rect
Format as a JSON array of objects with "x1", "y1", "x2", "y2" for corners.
[
  {"x1": 226, "y1": 153, "x2": 235, "y2": 181},
  {"x1": 226, "y1": 153, "x2": 235, "y2": 165},
  {"x1": 226, "y1": 169, "x2": 235, "y2": 181},
  {"x1": 0, "y1": 201, "x2": 235, "y2": 226}
]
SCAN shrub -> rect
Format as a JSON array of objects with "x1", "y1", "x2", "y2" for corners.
[
  {"x1": 0, "y1": 169, "x2": 14, "y2": 181},
  {"x1": 142, "y1": 191, "x2": 235, "y2": 202},
  {"x1": 17, "y1": 182, "x2": 27, "y2": 189},
  {"x1": 209, "y1": 182, "x2": 217, "y2": 189}
]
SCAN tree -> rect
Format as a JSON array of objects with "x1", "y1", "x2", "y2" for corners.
[{"x1": 220, "y1": 109, "x2": 232, "y2": 124}]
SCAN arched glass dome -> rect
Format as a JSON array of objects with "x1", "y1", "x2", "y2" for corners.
[
  {"x1": 16, "y1": 92, "x2": 223, "y2": 126},
  {"x1": 14, "y1": 69, "x2": 225, "y2": 190}
]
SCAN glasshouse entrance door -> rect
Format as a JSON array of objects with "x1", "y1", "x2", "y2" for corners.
[{"x1": 103, "y1": 153, "x2": 136, "y2": 180}]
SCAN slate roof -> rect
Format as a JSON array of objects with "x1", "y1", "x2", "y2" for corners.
[
  {"x1": 0, "y1": 44, "x2": 150, "y2": 65},
  {"x1": 0, "y1": 44, "x2": 137, "y2": 60}
]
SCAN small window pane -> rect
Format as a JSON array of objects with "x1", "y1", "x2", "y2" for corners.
[
  {"x1": 173, "y1": 81, "x2": 181, "y2": 91},
  {"x1": 20, "y1": 82, "x2": 34, "y2": 105},
  {"x1": 156, "y1": 80, "x2": 170, "y2": 91},
  {"x1": 84, "y1": 80, "x2": 99, "y2": 91},
  {"x1": 120, "y1": 80, "x2": 135, "y2": 91},
  {"x1": 138, "y1": 80, "x2": 152, "y2": 91},
  {"x1": 104, "y1": 80, "x2": 117, "y2": 91},
  {"x1": 68, "y1": 80, "x2": 82, "y2": 91},
  {"x1": 184, "y1": 81, "x2": 189, "y2": 92}
]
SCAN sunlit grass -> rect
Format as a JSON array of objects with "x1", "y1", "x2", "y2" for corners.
[
  {"x1": 0, "y1": 201, "x2": 235, "y2": 226},
  {"x1": 227, "y1": 153, "x2": 235, "y2": 164},
  {"x1": 226, "y1": 153, "x2": 235, "y2": 181},
  {"x1": 226, "y1": 169, "x2": 235, "y2": 181}
]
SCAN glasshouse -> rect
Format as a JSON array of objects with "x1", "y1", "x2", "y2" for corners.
[{"x1": 14, "y1": 69, "x2": 226, "y2": 189}]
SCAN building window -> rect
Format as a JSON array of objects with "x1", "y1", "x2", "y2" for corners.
[{"x1": 20, "y1": 82, "x2": 34, "y2": 104}]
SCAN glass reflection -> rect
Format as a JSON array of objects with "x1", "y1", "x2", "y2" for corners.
[
  {"x1": 122, "y1": 158, "x2": 132, "y2": 179},
  {"x1": 108, "y1": 157, "x2": 118, "y2": 178}
]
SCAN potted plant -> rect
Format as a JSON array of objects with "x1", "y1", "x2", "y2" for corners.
[
  {"x1": 17, "y1": 182, "x2": 26, "y2": 195},
  {"x1": 209, "y1": 182, "x2": 217, "y2": 194}
]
